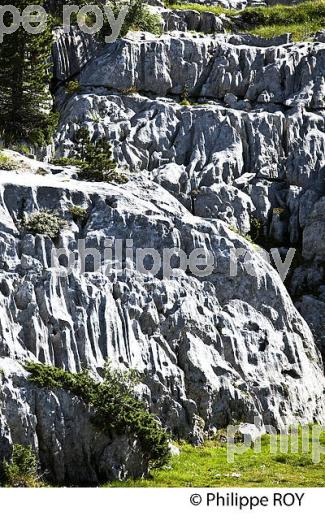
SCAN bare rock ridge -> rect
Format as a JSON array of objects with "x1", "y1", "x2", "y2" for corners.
[{"x1": 1, "y1": 4, "x2": 325, "y2": 483}]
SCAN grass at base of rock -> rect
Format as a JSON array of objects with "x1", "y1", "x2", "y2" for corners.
[{"x1": 106, "y1": 430, "x2": 325, "y2": 488}]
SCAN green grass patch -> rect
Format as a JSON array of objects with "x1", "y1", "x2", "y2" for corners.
[
  {"x1": 168, "y1": 1, "x2": 325, "y2": 42},
  {"x1": 167, "y1": 3, "x2": 237, "y2": 17},
  {"x1": 246, "y1": 21, "x2": 324, "y2": 41},
  {"x1": 106, "y1": 429, "x2": 325, "y2": 487}
]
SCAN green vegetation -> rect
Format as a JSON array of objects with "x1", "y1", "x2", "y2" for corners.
[
  {"x1": 0, "y1": 152, "x2": 19, "y2": 171},
  {"x1": 52, "y1": 157, "x2": 84, "y2": 167},
  {"x1": 53, "y1": 129, "x2": 128, "y2": 184},
  {"x1": 0, "y1": 1, "x2": 57, "y2": 146},
  {"x1": 168, "y1": 1, "x2": 325, "y2": 41},
  {"x1": 167, "y1": 2, "x2": 236, "y2": 17},
  {"x1": 22, "y1": 211, "x2": 67, "y2": 239},
  {"x1": 107, "y1": 429, "x2": 325, "y2": 487},
  {"x1": 228, "y1": 224, "x2": 259, "y2": 247},
  {"x1": 70, "y1": 205, "x2": 88, "y2": 223},
  {"x1": 65, "y1": 80, "x2": 81, "y2": 96},
  {"x1": 35, "y1": 167, "x2": 49, "y2": 176},
  {"x1": 72, "y1": 128, "x2": 128, "y2": 184},
  {"x1": 106, "y1": 1, "x2": 162, "y2": 37},
  {"x1": 52, "y1": 1, "x2": 162, "y2": 38},
  {"x1": 249, "y1": 217, "x2": 263, "y2": 243},
  {"x1": 25, "y1": 362, "x2": 170, "y2": 470},
  {"x1": 11, "y1": 144, "x2": 31, "y2": 156},
  {"x1": 1, "y1": 444, "x2": 40, "y2": 488}
]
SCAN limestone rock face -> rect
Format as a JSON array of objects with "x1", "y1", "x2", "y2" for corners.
[
  {"x1": 2, "y1": 14, "x2": 325, "y2": 483},
  {"x1": 0, "y1": 170, "x2": 324, "y2": 454},
  {"x1": 55, "y1": 33, "x2": 325, "y2": 360},
  {"x1": 52, "y1": 27, "x2": 100, "y2": 82},
  {"x1": 78, "y1": 36, "x2": 325, "y2": 108}
]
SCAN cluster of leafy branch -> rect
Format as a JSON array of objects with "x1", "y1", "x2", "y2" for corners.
[
  {"x1": 0, "y1": 0, "x2": 58, "y2": 147},
  {"x1": 25, "y1": 361, "x2": 171, "y2": 469},
  {"x1": 66, "y1": 127, "x2": 128, "y2": 183},
  {"x1": 0, "y1": 444, "x2": 40, "y2": 487},
  {"x1": 0, "y1": 1, "x2": 161, "y2": 149}
]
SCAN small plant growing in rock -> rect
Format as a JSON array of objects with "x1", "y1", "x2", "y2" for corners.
[
  {"x1": 72, "y1": 128, "x2": 128, "y2": 184},
  {"x1": 70, "y1": 205, "x2": 88, "y2": 223},
  {"x1": 1, "y1": 444, "x2": 40, "y2": 487},
  {"x1": 120, "y1": 85, "x2": 138, "y2": 95},
  {"x1": 250, "y1": 217, "x2": 263, "y2": 243},
  {"x1": 0, "y1": 152, "x2": 19, "y2": 171},
  {"x1": 65, "y1": 80, "x2": 81, "y2": 96},
  {"x1": 35, "y1": 167, "x2": 48, "y2": 176},
  {"x1": 180, "y1": 85, "x2": 191, "y2": 106},
  {"x1": 23, "y1": 211, "x2": 67, "y2": 239},
  {"x1": 273, "y1": 207, "x2": 286, "y2": 216}
]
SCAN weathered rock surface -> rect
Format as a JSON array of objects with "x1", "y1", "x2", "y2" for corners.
[
  {"x1": 161, "y1": 8, "x2": 227, "y2": 34},
  {"x1": 0, "y1": 169, "x2": 324, "y2": 463},
  {"x1": 2, "y1": 12, "x2": 325, "y2": 483},
  {"x1": 52, "y1": 27, "x2": 100, "y2": 83},
  {"x1": 78, "y1": 36, "x2": 325, "y2": 107},
  {"x1": 54, "y1": 33, "x2": 325, "y2": 361}
]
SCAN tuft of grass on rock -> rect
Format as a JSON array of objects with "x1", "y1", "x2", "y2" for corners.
[
  {"x1": 0, "y1": 152, "x2": 19, "y2": 171},
  {"x1": 167, "y1": 3, "x2": 237, "y2": 17}
]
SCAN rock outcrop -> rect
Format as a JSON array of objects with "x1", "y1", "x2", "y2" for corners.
[
  {"x1": 0, "y1": 165, "x2": 324, "y2": 481},
  {"x1": 54, "y1": 32, "x2": 325, "y2": 363},
  {"x1": 1, "y1": 2, "x2": 325, "y2": 484}
]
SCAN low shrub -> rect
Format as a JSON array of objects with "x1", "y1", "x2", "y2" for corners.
[
  {"x1": 0, "y1": 152, "x2": 19, "y2": 171},
  {"x1": 65, "y1": 80, "x2": 81, "y2": 96},
  {"x1": 1, "y1": 444, "x2": 40, "y2": 487},
  {"x1": 25, "y1": 361, "x2": 171, "y2": 469},
  {"x1": 79, "y1": 166, "x2": 128, "y2": 184},
  {"x1": 52, "y1": 157, "x2": 84, "y2": 167},
  {"x1": 70, "y1": 205, "x2": 88, "y2": 222},
  {"x1": 22, "y1": 211, "x2": 67, "y2": 239}
]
